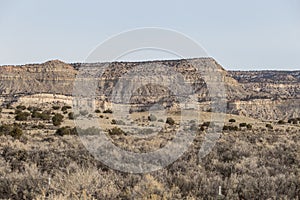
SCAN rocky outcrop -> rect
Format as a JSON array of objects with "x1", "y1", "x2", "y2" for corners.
[
  {"x1": 0, "y1": 60, "x2": 76, "y2": 96},
  {"x1": 0, "y1": 59, "x2": 299, "y2": 120}
]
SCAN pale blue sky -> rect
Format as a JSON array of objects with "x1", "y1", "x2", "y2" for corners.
[{"x1": 0, "y1": 0, "x2": 299, "y2": 70}]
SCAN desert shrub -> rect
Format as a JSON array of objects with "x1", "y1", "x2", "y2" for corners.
[
  {"x1": 31, "y1": 111, "x2": 40, "y2": 119},
  {"x1": 239, "y1": 122, "x2": 247, "y2": 127},
  {"x1": 246, "y1": 124, "x2": 252, "y2": 130},
  {"x1": 166, "y1": 117, "x2": 175, "y2": 125},
  {"x1": 32, "y1": 123, "x2": 46, "y2": 129},
  {"x1": 0, "y1": 107, "x2": 2, "y2": 113},
  {"x1": 288, "y1": 118, "x2": 298, "y2": 124},
  {"x1": 0, "y1": 124, "x2": 23, "y2": 139},
  {"x1": 61, "y1": 105, "x2": 72, "y2": 111},
  {"x1": 223, "y1": 125, "x2": 239, "y2": 131},
  {"x1": 148, "y1": 114, "x2": 157, "y2": 121},
  {"x1": 55, "y1": 126, "x2": 77, "y2": 136},
  {"x1": 111, "y1": 119, "x2": 125, "y2": 125},
  {"x1": 40, "y1": 111, "x2": 51, "y2": 120},
  {"x1": 68, "y1": 112, "x2": 74, "y2": 120},
  {"x1": 52, "y1": 105, "x2": 61, "y2": 110},
  {"x1": 14, "y1": 109, "x2": 22, "y2": 115},
  {"x1": 202, "y1": 121, "x2": 210, "y2": 127},
  {"x1": 31, "y1": 111, "x2": 51, "y2": 120},
  {"x1": 88, "y1": 114, "x2": 93, "y2": 118},
  {"x1": 278, "y1": 120, "x2": 285, "y2": 124},
  {"x1": 6, "y1": 103, "x2": 13, "y2": 109},
  {"x1": 27, "y1": 106, "x2": 42, "y2": 112},
  {"x1": 206, "y1": 108, "x2": 212, "y2": 112},
  {"x1": 158, "y1": 119, "x2": 164, "y2": 122},
  {"x1": 108, "y1": 127, "x2": 125, "y2": 135},
  {"x1": 266, "y1": 124, "x2": 273, "y2": 129},
  {"x1": 95, "y1": 109, "x2": 101, "y2": 113},
  {"x1": 52, "y1": 113, "x2": 64, "y2": 126},
  {"x1": 16, "y1": 105, "x2": 26, "y2": 110},
  {"x1": 15, "y1": 111, "x2": 30, "y2": 121},
  {"x1": 229, "y1": 118, "x2": 236, "y2": 123},
  {"x1": 103, "y1": 109, "x2": 113, "y2": 114}
]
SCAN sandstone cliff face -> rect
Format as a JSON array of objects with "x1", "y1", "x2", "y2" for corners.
[
  {"x1": 0, "y1": 60, "x2": 77, "y2": 96},
  {"x1": 228, "y1": 71, "x2": 300, "y2": 120},
  {"x1": 0, "y1": 59, "x2": 299, "y2": 120}
]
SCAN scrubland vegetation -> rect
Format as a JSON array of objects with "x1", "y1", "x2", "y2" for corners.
[{"x1": 0, "y1": 104, "x2": 299, "y2": 199}]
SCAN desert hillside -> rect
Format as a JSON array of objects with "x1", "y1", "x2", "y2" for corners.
[
  {"x1": 0, "y1": 58, "x2": 299, "y2": 120},
  {"x1": 0, "y1": 58, "x2": 299, "y2": 199}
]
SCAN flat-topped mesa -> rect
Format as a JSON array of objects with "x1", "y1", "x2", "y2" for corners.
[
  {"x1": 0, "y1": 57, "x2": 245, "y2": 98},
  {"x1": 0, "y1": 60, "x2": 77, "y2": 96},
  {"x1": 0, "y1": 58, "x2": 299, "y2": 120}
]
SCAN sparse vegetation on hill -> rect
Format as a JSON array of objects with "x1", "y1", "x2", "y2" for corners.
[
  {"x1": 108, "y1": 127, "x2": 125, "y2": 135},
  {"x1": 52, "y1": 113, "x2": 64, "y2": 126},
  {"x1": 0, "y1": 124, "x2": 23, "y2": 139},
  {"x1": 15, "y1": 111, "x2": 30, "y2": 121},
  {"x1": 166, "y1": 117, "x2": 175, "y2": 125},
  {"x1": 0, "y1": 59, "x2": 299, "y2": 199}
]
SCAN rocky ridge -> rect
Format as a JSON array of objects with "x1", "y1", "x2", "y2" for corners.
[{"x1": 0, "y1": 58, "x2": 299, "y2": 120}]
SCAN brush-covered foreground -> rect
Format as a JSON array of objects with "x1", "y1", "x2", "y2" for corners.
[{"x1": 0, "y1": 104, "x2": 299, "y2": 199}]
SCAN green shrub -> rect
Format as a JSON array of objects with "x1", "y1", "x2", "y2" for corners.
[
  {"x1": 95, "y1": 109, "x2": 101, "y2": 113},
  {"x1": 52, "y1": 113, "x2": 64, "y2": 126},
  {"x1": 61, "y1": 105, "x2": 72, "y2": 112},
  {"x1": 55, "y1": 126, "x2": 77, "y2": 136},
  {"x1": 166, "y1": 117, "x2": 175, "y2": 125},
  {"x1": 27, "y1": 106, "x2": 42, "y2": 112},
  {"x1": 15, "y1": 112, "x2": 30, "y2": 121},
  {"x1": 0, "y1": 124, "x2": 23, "y2": 139},
  {"x1": 32, "y1": 124, "x2": 46, "y2": 129},
  {"x1": 16, "y1": 105, "x2": 26, "y2": 110},
  {"x1": 239, "y1": 123, "x2": 247, "y2": 127},
  {"x1": 52, "y1": 105, "x2": 61, "y2": 110},
  {"x1": 6, "y1": 103, "x2": 13, "y2": 109},
  {"x1": 108, "y1": 127, "x2": 125, "y2": 135},
  {"x1": 103, "y1": 109, "x2": 113, "y2": 114},
  {"x1": 148, "y1": 114, "x2": 157, "y2": 122},
  {"x1": 266, "y1": 124, "x2": 273, "y2": 129},
  {"x1": 246, "y1": 124, "x2": 252, "y2": 130},
  {"x1": 111, "y1": 119, "x2": 125, "y2": 125},
  {"x1": 31, "y1": 111, "x2": 51, "y2": 120},
  {"x1": 229, "y1": 119, "x2": 236, "y2": 123},
  {"x1": 288, "y1": 118, "x2": 298, "y2": 124},
  {"x1": 223, "y1": 125, "x2": 239, "y2": 131},
  {"x1": 68, "y1": 112, "x2": 75, "y2": 120},
  {"x1": 40, "y1": 111, "x2": 51, "y2": 120},
  {"x1": 202, "y1": 121, "x2": 210, "y2": 127}
]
